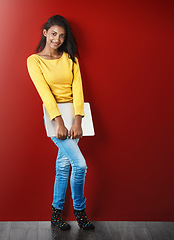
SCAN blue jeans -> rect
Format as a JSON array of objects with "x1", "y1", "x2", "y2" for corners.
[
  {"x1": 43, "y1": 117, "x2": 87, "y2": 210},
  {"x1": 50, "y1": 136, "x2": 88, "y2": 211}
]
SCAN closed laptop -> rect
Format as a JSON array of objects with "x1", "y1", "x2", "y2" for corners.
[{"x1": 43, "y1": 102, "x2": 95, "y2": 137}]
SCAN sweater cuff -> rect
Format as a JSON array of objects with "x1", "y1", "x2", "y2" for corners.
[
  {"x1": 50, "y1": 111, "x2": 62, "y2": 121},
  {"x1": 74, "y1": 106, "x2": 85, "y2": 118}
]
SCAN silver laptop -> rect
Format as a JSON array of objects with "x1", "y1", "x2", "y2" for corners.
[{"x1": 43, "y1": 102, "x2": 95, "y2": 137}]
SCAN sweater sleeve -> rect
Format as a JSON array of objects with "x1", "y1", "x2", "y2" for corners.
[
  {"x1": 27, "y1": 56, "x2": 61, "y2": 120},
  {"x1": 72, "y1": 57, "x2": 85, "y2": 117}
]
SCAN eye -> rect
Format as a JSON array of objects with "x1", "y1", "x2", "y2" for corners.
[{"x1": 60, "y1": 35, "x2": 66, "y2": 38}]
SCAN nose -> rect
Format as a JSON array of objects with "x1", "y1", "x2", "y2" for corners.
[
  {"x1": 53, "y1": 40, "x2": 60, "y2": 45},
  {"x1": 54, "y1": 39, "x2": 61, "y2": 45},
  {"x1": 56, "y1": 35, "x2": 62, "y2": 42}
]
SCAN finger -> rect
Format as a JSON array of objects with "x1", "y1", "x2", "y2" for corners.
[
  {"x1": 56, "y1": 130, "x2": 59, "y2": 139},
  {"x1": 72, "y1": 131, "x2": 75, "y2": 139},
  {"x1": 70, "y1": 129, "x2": 74, "y2": 139},
  {"x1": 76, "y1": 132, "x2": 81, "y2": 139},
  {"x1": 64, "y1": 131, "x2": 68, "y2": 139},
  {"x1": 66, "y1": 129, "x2": 68, "y2": 138},
  {"x1": 58, "y1": 134, "x2": 61, "y2": 139},
  {"x1": 74, "y1": 131, "x2": 79, "y2": 139},
  {"x1": 63, "y1": 133, "x2": 67, "y2": 140},
  {"x1": 59, "y1": 133, "x2": 64, "y2": 140},
  {"x1": 74, "y1": 134, "x2": 78, "y2": 139},
  {"x1": 67, "y1": 131, "x2": 70, "y2": 138},
  {"x1": 76, "y1": 133, "x2": 80, "y2": 139}
]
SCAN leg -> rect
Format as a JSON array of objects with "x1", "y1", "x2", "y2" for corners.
[
  {"x1": 52, "y1": 148, "x2": 71, "y2": 211},
  {"x1": 51, "y1": 137, "x2": 87, "y2": 211}
]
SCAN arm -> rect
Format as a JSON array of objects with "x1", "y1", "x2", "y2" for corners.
[
  {"x1": 27, "y1": 56, "x2": 61, "y2": 120},
  {"x1": 27, "y1": 56, "x2": 68, "y2": 139},
  {"x1": 70, "y1": 57, "x2": 85, "y2": 139}
]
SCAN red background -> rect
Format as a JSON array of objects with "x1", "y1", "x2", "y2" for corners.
[{"x1": 0, "y1": 0, "x2": 173, "y2": 221}]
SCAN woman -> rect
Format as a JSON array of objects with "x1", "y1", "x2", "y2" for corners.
[{"x1": 27, "y1": 15, "x2": 95, "y2": 231}]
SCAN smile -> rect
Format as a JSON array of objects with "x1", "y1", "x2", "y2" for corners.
[{"x1": 52, "y1": 42, "x2": 58, "y2": 45}]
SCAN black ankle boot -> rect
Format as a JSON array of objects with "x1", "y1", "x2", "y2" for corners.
[
  {"x1": 51, "y1": 205, "x2": 71, "y2": 230},
  {"x1": 74, "y1": 208, "x2": 95, "y2": 230}
]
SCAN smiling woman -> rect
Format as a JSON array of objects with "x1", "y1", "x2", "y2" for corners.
[
  {"x1": 26, "y1": 14, "x2": 95, "y2": 231},
  {"x1": 33, "y1": 15, "x2": 79, "y2": 63},
  {"x1": 36, "y1": 26, "x2": 66, "y2": 59},
  {"x1": 44, "y1": 26, "x2": 66, "y2": 51}
]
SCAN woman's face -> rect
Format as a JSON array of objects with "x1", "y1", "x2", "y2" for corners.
[{"x1": 43, "y1": 25, "x2": 66, "y2": 49}]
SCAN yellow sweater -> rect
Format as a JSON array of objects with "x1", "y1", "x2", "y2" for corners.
[{"x1": 26, "y1": 51, "x2": 84, "y2": 120}]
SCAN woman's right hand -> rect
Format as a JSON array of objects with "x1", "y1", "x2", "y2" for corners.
[{"x1": 54, "y1": 116, "x2": 68, "y2": 140}]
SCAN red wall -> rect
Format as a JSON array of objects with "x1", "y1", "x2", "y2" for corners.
[{"x1": 0, "y1": 0, "x2": 173, "y2": 221}]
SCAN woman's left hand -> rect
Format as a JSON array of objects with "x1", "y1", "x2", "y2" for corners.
[{"x1": 70, "y1": 115, "x2": 83, "y2": 139}]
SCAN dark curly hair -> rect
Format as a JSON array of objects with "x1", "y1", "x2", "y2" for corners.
[{"x1": 35, "y1": 15, "x2": 80, "y2": 63}]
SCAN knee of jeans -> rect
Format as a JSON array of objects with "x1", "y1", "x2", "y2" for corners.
[
  {"x1": 56, "y1": 163, "x2": 70, "y2": 172},
  {"x1": 76, "y1": 163, "x2": 88, "y2": 173}
]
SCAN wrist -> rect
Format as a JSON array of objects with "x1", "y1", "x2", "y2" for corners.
[
  {"x1": 54, "y1": 116, "x2": 64, "y2": 126},
  {"x1": 74, "y1": 115, "x2": 82, "y2": 126}
]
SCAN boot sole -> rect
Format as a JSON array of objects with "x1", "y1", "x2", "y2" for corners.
[{"x1": 51, "y1": 221, "x2": 71, "y2": 230}]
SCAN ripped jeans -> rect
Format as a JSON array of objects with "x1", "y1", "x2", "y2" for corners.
[
  {"x1": 50, "y1": 136, "x2": 88, "y2": 211},
  {"x1": 43, "y1": 117, "x2": 87, "y2": 210}
]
